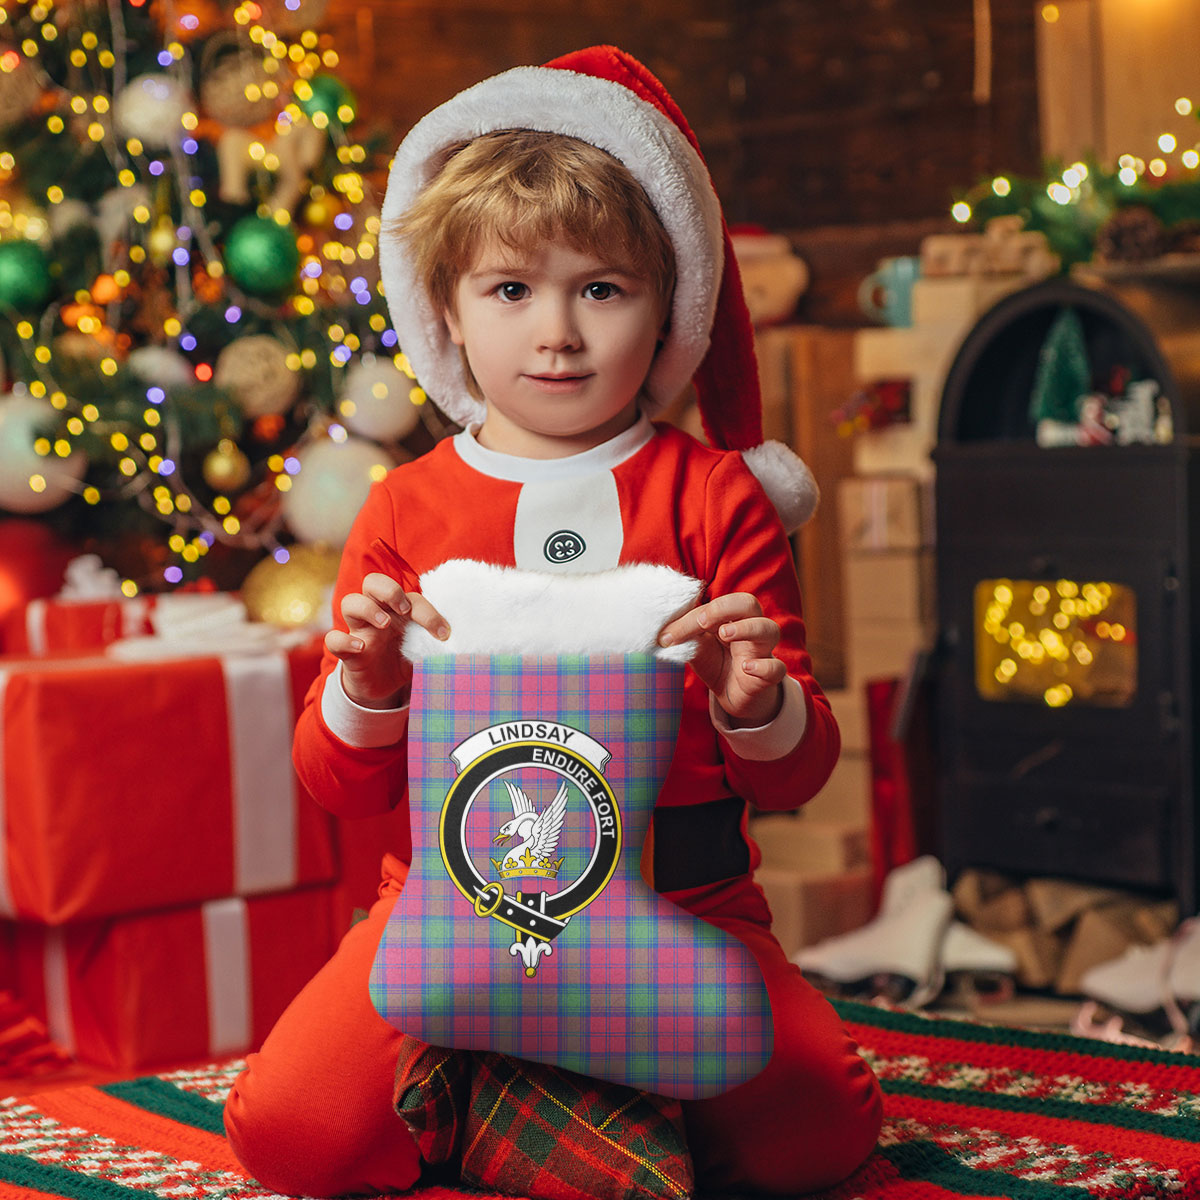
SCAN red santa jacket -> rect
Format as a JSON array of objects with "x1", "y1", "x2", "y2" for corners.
[{"x1": 293, "y1": 417, "x2": 839, "y2": 896}]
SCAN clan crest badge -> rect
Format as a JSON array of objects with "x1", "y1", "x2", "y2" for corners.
[{"x1": 439, "y1": 720, "x2": 622, "y2": 977}]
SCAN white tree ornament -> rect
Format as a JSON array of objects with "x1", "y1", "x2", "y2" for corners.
[
  {"x1": 112, "y1": 74, "x2": 192, "y2": 148},
  {"x1": 338, "y1": 354, "x2": 421, "y2": 442},
  {"x1": 48, "y1": 199, "x2": 95, "y2": 240},
  {"x1": 0, "y1": 390, "x2": 86, "y2": 514},
  {"x1": 281, "y1": 434, "x2": 393, "y2": 545},
  {"x1": 127, "y1": 345, "x2": 196, "y2": 388}
]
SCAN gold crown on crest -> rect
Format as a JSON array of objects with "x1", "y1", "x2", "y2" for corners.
[{"x1": 491, "y1": 846, "x2": 565, "y2": 880}]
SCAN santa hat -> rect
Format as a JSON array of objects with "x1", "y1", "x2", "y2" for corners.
[{"x1": 378, "y1": 45, "x2": 818, "y2": 530}]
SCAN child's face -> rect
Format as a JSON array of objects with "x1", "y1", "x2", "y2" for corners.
[{"x1": 443, "y1": 238, "x2": 663, "y2": 458}]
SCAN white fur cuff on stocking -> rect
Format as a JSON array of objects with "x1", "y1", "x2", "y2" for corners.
[{"x1": 401, "y1": 560, "x2": 702, "y2": 663}]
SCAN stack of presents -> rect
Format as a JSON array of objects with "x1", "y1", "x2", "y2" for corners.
[
  {"x1": 0, "y1": 588, "x2": 406, "y2": 1073},
  {"x1": 748, "y1": 220, "x2": 1058, "y2": 960}
]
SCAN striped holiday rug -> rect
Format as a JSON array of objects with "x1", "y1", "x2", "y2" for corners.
[{"x1": 1, "y1": 999, "x2": 1199, "y2": 1200}]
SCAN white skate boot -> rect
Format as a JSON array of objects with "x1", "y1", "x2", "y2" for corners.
[
  {"x1": 1078, "y1": 941, "x2": 1172, "y2": 1016},
  {"x1": 793, "y1": 856, "x2": 954, "y2": 1007},
  {"x1": 1077, "y1": 918, "x2": 1200, "y2": 1048},
  {"x1": 941, "y1": 920, "x2": 1018, "y2": 1004}
]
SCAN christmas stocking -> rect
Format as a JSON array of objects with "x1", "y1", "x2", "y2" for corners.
[{"x1": 370, "y1": 561, "x2": 774, "y2": 1099}]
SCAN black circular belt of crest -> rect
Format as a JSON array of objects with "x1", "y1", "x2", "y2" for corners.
[{"x1": 440, "y1": 742, "x2": 620, "y2": 934}]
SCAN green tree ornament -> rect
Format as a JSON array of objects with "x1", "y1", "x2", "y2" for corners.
[
  {"x1": 224, "y1": 215, "x2": 301, "y2": 296},
  {"x1": 295, "y1": 74, "x2": 356, "y2": 129},
  {"x1": 0, "y1": 240, "x2": 53, "y2": 310}
]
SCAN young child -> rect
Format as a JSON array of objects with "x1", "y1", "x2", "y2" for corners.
[{"x1": 224, "y1": 46, "x2": 882, "y2": 1197}]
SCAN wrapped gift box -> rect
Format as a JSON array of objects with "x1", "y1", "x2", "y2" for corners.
[
  {"x1": 837, "y1": 475, "x2": 932, "y2": 553},
  {"x1": 4, "y1": 596, "x2": 156, "y2": 655},
  {"x1": 0, "y1": 641, "x2": 338, "y2": 923},
  {"x1": 755, "y1": 866, "x2": 875, "y2": 959},
  {"x1": 12, "y1": 887, "x2": 338, "y2": 1071},
  {"x1": 843, "y1": 548, "x2": 936, "y2": 627}
]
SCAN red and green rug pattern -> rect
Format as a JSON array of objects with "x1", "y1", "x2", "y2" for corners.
[{"x1": 2, "y1": 999, "x2": 1200, "y2": 1200}]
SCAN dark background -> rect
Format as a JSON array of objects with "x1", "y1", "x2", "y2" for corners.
[{"x1": 327, "y1": 0, "x2": 1042, "y2": 323}]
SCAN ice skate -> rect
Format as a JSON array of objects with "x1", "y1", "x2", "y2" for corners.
[
  {"x1": 1077, "y1": 917, "x2": 1200, "y2": 1048},
  {"x1": 940, "y1": 920, "x2": 1017, "y2": 1005},
  {"x1": 793, "y1": 856, "x2": 954, "y2": 1008}
]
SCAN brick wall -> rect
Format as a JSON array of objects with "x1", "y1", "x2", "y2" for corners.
[{"x1": 328, "y1": 0, "x2": 1041, "y2": 237}]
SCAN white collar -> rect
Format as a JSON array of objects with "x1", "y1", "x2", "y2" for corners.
[{"x1": 451, "y1": 412, "x2": 654, "y2": 483}]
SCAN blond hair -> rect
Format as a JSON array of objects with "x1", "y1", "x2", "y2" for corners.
[{"x1": 391, "y1": 129, "x2": 676, "y2": 325}]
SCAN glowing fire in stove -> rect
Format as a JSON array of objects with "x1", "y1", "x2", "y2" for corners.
[{"x1": 975, "y1": 578, "x2": 1137, "y2": 707}]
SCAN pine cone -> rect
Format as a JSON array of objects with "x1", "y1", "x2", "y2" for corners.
[{"x1": 1095, "y1": 206, "x2": 1167, "y2": 263}]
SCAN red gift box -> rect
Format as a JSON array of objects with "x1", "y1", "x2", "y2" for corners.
[
  {"x1": 4, "y1": 597, "x2": 156, "y2": 655},
  {"x1": 12, "y1": 886, "x2": 339, "y2": 1071},
  {"x1": 0, "y1": 642, "x2": 338, "y2": 923}
]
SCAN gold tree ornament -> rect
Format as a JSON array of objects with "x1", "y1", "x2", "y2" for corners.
[
  {"x1": 52, "y1": 329, "x2": 111, "y2": 364},
  {"x1": 147, "y1": 217, "x2": 178, "y2": 267},
  {"x1": 202, "y1": 437, "x2": 253, "y2": 491},
  {"x1": 216, "y1": 119, "x2": 325, "y2": 211},
  {"x1": 214, "y1": 333, "x2": 301, "y2": 418},
  {"x1": 199, "y1": 46, "x2": 278, "y2": 128},
  {"x1": 241, "y1": 543, "x2": 341, "y2": 628}
]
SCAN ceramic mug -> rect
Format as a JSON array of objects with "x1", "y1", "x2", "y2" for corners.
[{"x1": 858, "y1": 255, "x2": 922, "y2": 326}]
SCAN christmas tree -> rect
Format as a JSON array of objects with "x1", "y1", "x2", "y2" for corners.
[{"x1": 0, "y1": 0, "x2": 440, "y2": 595}]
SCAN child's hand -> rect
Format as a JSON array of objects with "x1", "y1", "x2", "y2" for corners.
[
  {"x1": 324, "y1": 573, "x2": 449, "y2": 709},
  {"x1": 658, "y1": 592, "x2": 786, "y2": 727}
]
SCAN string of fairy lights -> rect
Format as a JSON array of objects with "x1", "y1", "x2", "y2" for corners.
[
  {"x1": 951, "y1": 24, "x2": 1197, "y2": 231},
  {"x1": 0, "y1": 0, "x2": 432, "y2": 592}
]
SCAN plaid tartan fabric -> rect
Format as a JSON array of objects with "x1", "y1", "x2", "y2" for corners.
[
  {"x1": 395, "y1": 1036, "x2": 694, "y2": 1200},
  {"x1": 462, "y1": 1053, "x2": 693, "y2": 1200},
  {"x1": 394, "y1": 1036, "x2": 472, "y2": 1167},
  {"x1": 371, "y1": 653, "x2": 772, "y2": 1099}
]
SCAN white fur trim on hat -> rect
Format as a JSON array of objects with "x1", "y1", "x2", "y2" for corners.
[
  {"x1": 379, "y1": 65, "x2": 724, "y2": 430},
  {"x1": 401, "y1": 560, "x2": 702, "y2": 662},
  {"x1": 742, "y1": 441, "x2": 820, "y2": 533}
]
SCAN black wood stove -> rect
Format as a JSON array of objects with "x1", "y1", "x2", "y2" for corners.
[{"x1": 933, "y1": 276, "x2": 1200, "y2": 913}]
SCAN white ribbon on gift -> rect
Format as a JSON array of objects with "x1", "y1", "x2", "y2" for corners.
[
  {"x1": 23, "y1": 601, "x2": 49, "y2": 656},
  {"x1": 40, "y1": 896, "x2": 253, "y2": 1059},
  {"x1": 221, "y1": 653, "x2": 299, "y2": 896},
  {"x1": 24, "y1": 555, "x2": 150, "y2": 654},
  {"x1": 202, "y1": 896, "x2": 253, "y2": 1055},
  {"x1": 42, "y1": 927, "x2": 74, "y2": 1054}
]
